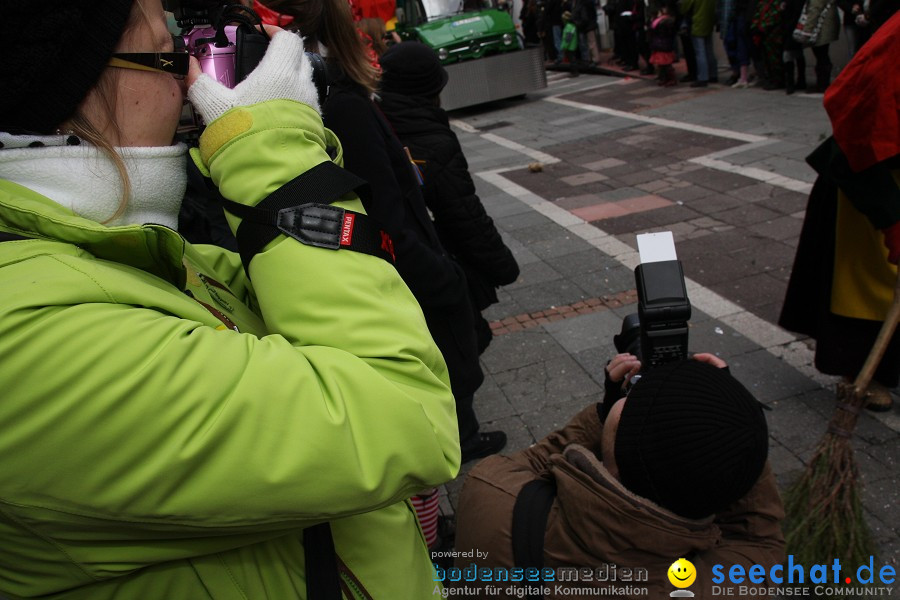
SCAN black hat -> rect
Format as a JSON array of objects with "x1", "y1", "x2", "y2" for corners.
[
  {"x1": 379, "y1": 42, "x2": 449, "y2": 98},
  {"x1": 0, "y1": 1, "x2": 135, "y2": 134},
  {"x1": 614, "y1": 360, "x2": 768, "y2": 519}
]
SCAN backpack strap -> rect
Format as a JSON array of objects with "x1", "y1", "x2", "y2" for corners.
[
  {"x1": 303, "y1": 523, "x2": 343, "y2": 600},
  {"x1": 511, "y1": 478, "x2": 558, "y2": 600}
]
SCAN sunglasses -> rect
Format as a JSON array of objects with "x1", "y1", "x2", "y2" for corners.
[{"x1": 107, "y1": 36, "x2": 190, "y2": 79}]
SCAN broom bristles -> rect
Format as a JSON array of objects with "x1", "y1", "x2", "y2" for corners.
[
  {"x1": 781, "y1": 272, "x2": 900, "y2": 599},
  {"x1": 783, "y1": 433, "x2": 875, "y2": 598}
]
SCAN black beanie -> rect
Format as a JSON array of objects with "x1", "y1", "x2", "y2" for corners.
[
  {"x1": 614, "y1": 360, "x2": 768, "y2": 519},
  {"x1": 379, "y1": 42, "x2": 449, "y2": 98},
  {"x1": 0, "y1": 1, "x2": 135, "y2": 134}
]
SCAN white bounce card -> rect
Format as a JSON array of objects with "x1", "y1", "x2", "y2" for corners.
[{"x1": 637, "y1": 231, "x2": 678, "y2": 264}]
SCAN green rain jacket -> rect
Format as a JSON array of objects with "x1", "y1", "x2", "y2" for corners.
[
  {"x1": 680, "y1": 0, "x2": 717, "y2": 36},
  {"x1": 0, "y1": 100, "x2": 460, "y2": 599},
  {"x1": 561, "y1": 22, "x2": 580, "y2": 51}
]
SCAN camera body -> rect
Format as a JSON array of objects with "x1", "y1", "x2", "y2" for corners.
[
  {"x1": 614, "y1": 259, "x2": 691, "y2": 369},
  {"x1": 181, "y1": 25, "x2": 247, "y2": 88},
  {"x1": 166, "y1": 0, "x2": 328, "y2": 126},
  {"x1": 167, "y1": 1, "x2": 268, "y2": 88}
]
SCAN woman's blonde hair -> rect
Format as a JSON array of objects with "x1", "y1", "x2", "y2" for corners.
[
  {"x1": 64, "y1": 0, "x2": 152, "y2": 223},
  {"x1": 261, "y1": 0, "x2": 380, "y2": 94}
]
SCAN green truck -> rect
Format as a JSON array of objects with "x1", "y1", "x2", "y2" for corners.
[{"x1": 391, "y1": 0, "x2": 547, "y2": 109}]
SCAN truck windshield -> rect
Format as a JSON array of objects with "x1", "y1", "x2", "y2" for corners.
[{"x1": 421, "y1": 0, "x2": 463, "y2": 18}]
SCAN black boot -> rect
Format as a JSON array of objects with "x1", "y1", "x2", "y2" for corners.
[
  {"x1": 813, "y1": 63, "x2": 831, "y2": 93},
  {"x1": 796, "y1": 55, "x2": 807, "y2": 90},
  {"x1": 785, "y1": 63, "x2": 795, "y2": 95}
]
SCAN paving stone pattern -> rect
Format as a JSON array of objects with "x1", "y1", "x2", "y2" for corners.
[{"x1": 440, "y1": 72, "x2": 899, "y2": 569}]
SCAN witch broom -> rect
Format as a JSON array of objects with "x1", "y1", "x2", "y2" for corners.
[{"x1": 782, "y1": 272, "x2": 900, "y2": 588}]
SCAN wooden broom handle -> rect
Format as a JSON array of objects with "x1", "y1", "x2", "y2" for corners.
[{"x1": 852, "y1": 268, "x2": 900, "y2": 398}]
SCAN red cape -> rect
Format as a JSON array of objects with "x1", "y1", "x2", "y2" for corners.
[{"x1": 824, "y1": 10, "x2": 900, "y2": 173}]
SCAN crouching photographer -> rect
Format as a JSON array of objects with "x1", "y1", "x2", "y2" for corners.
[
  {"x1": 0, "y1": 1, "x2": 459, "y2": 598},
  {"x1": 453, "y1": 355, "x2": 786, "y2": 599}
]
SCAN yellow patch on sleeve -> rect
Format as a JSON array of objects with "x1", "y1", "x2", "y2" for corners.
[
  {"x1": 189, "y1": 147, "x2": 210, "y2": 177},
  {"x1": 199, "y1": 109, "x2": 254, "y2": 165}
]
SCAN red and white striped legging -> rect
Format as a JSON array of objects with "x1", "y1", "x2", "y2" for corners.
[{"x1": 411, "y1": 488, "x2": 441, "y2": 548}]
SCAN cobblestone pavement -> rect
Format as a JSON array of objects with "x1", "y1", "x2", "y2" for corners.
[{"x1": 437, "y1": 68, "x2": 900, "y2": 570}]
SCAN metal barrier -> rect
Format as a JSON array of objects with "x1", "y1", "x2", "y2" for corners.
[{"x1": 440, "y1": 46, "x2": 547, "y2": 111}]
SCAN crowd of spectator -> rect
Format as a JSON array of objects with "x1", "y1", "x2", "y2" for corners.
[{"x1": 525, "y1": 0, "x2": 898, "y2": 92}]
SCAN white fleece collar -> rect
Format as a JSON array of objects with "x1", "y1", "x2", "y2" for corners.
[{"x1": 0, "y1": 133, "x2": 187, "y2": 230}]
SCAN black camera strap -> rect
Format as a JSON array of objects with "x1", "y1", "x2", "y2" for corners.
[
  {"x1": 233, "y1": 25, "x2": 269, "y2": 84},
  {"x1": 511, "y1": 478, "x2": 557, "y2": 600},
  {"x1": 303, "y1": 523, "x2": 344, "y2": 600},
  {"x1": 0, "y1": 231, "x2": 32, "y2": 243},
  {"x1": 219, "y1": 161, "x2": 395, "y2": 275}
]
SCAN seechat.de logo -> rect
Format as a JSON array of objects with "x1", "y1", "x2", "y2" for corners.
[{"x1": 710, "y1": 555, "x2": 897, "y2": 597}]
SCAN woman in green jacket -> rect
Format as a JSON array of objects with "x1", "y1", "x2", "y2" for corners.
[
  {"x1": 680, "y1": 0, "x2": 719, "y2": 85},
  {"x1": 0, "y1": 1, "x2": 459, "y2": 598}
]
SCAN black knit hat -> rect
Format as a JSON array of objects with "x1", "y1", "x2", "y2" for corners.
[
  {"x1": 614, "y1": 360, "x2": 768, "y2": 519},
  {"x1": 0, "y1": 1, "x2": 135, "y2": 134},
  {"x1": 379, "y1": 42, "x2": 449, "y2": 98}
]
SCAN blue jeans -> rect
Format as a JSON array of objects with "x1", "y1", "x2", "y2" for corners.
[
  {"x1": 724, "y1": 17, "x2": 751, "y2": 67},
  {"x1": 553, "y1": 25, "x2": 563, "y2": 58},
  {"x1": 843, "y1": 24, "x2": 870, "y2": 59},
  {"x1": 692, "y1": 34, "x2": 718, "y2": 82}
]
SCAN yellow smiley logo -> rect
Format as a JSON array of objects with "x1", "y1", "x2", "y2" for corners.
[{"x1": 667, "y1": 558, "x2": 697, "y2": 588}]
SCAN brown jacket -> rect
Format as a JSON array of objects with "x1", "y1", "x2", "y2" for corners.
[{"x1": 453, "y1": 404, "x2": 786, "y2": 599}]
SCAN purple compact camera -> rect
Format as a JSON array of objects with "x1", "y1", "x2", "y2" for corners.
[
  {"x1": 167, "y1": 1, "x2": 270, "y2": 134},
  {"x1": 181, "y1": 25, "x2": 246, "y2": 88},
  {"x1": 167, "y1": 0, "x2": 328, "y2": 120},
  {"x1": 168, "y1": 1, "x2": 270, "y2": 89}
]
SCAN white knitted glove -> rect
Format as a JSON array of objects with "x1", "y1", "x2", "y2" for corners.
[{"x1": 187, "y1": 30, "x2": 321, "y2": 124}]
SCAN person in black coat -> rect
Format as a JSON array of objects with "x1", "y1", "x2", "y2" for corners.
[
  {"x1": 521, "y1": 0, "x2": 543, "y2": 46},
  {"x1": 536, "y1": 0, "x2": 560, "y2": 60},
  {"x1": 613, "y1": 0, "x2": 648, "y2": 70},
  {"x1": 377, "y1": 42, "x2": 521, "y2": 357},
  {"x1": 325, "y1": 83, "x2": 507, "y2": 463},
  {"x1": 545, "y1": 0, "x2": 566, "y2": 61},
  {"x1": 572, "y1": 0, "x2": 601, "y2": 64},
  {"x1": 781, "y1": 0, "x2": 807, "y2": 94},
  {"x1": 257, "y1": 0, "x2": 507, "y2": 463},
  {"x1": 835, "y1": 0, "x2": 898, "y2": 56}
]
